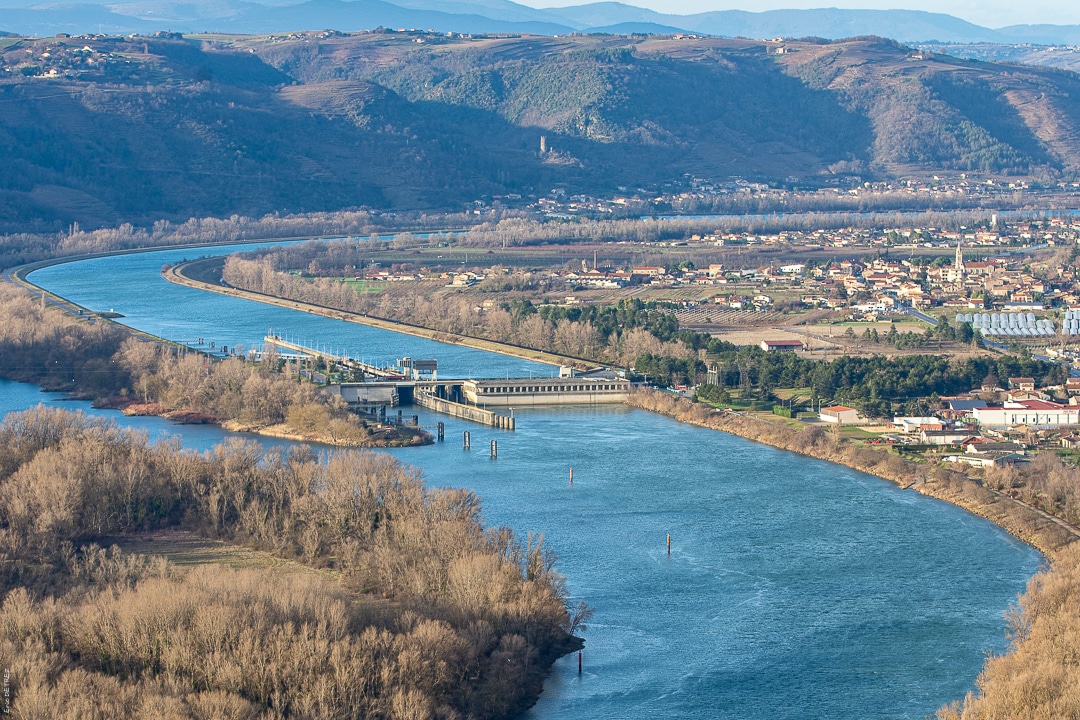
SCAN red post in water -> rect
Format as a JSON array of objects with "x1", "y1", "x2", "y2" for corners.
[
  {"x1": 578, "y1": 651, "x2": 582, "y2": 674},
  {"x1": 569, "y1": 467, "x2": 573, "y2": 486},
  {"x1": 667, "y1": 534, "x2": 671, "y2": 555}
]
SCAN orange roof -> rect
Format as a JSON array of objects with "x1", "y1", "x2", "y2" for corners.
[{"x1": 821, "y1": 405, "x2": 857, "y2": 413}]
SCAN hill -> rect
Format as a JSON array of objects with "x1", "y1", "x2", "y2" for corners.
[{"x1": 2, "y1": 32, "x2": 1080, "y2": 231}]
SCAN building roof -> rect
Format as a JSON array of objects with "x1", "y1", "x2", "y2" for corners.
[
  {"x1": 947, "y1": 399, "x2": 988, "y2": 411},
  {"x1": 761, "y1": 339, "x2": 804, "y2": 347},
  {"x1": 821, "y1": 405, "x2": 857, "y2": 413},
  {"x1": 1013, "y1": 399, "x2": 1065, "y2": 411},
  {"x1": 966, "y1": 441, "x2": 1025, "y2": 454}
]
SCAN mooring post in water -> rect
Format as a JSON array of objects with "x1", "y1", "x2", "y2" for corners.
[
  {"x1": 490, "y1": 439, "x2": 497, "y2": 458},
  {"x1": 463, "y1": 431, "x2": 471, "y2": 449},
  {"x1": 578, "y1": 651, "x2": 582, "y2": 675},
  {"x1": 569, "y1": 467, "x2": 573, "y2": 486},
  {"x1": 667, "y1": 534, "x2": 671, "y2": 555},
  {"x1": 437, "y1": 422, "x2": 445, "y2": 441}
]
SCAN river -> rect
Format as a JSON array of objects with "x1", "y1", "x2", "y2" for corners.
[{"x1": 10, "y1": 245, "x2": 1042, "y2": 719}]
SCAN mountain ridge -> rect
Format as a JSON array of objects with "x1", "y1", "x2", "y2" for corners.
[{"x1": 4, "y1": 0, "x2": 1080, "y2": 44}]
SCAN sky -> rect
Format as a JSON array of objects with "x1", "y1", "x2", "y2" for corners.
[{"x1": 522, "y1": 0, "x2": 1080, "y2": 29}]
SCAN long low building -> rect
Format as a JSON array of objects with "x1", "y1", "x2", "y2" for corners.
[
  {"x1": 460, "y1": 378, "x2": 632, "y2": 406},
  {"x1": 972, "y1": 399, "x2": 1080, "y2": 429}
]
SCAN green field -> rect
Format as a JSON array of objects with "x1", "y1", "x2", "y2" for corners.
[{"x1": 339, "y1": 279, "x2": 386, "y2": 294}]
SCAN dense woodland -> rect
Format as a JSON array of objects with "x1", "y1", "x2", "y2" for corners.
[
  {"x1": 695, "y1": 342, "x2": 1066, "y2": 417},
  {"x1": 0, "y1": 406, "x2": 580, "y2": 718},
  {"x1": 0, "y1": 284, "x2": 427, "y2": 446}
]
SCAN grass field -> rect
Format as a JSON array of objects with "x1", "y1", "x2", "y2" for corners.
[
  {"x1": 339, "y1": 279, "x2": 386, "y2": 293},
  {"x1": 108, "y1": 529, "x2": 325, "y2": 575}
]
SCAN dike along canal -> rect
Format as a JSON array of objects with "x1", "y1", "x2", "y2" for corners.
[{"x1": 14, "y1": 244, "x2": 1041, "y2": 720}]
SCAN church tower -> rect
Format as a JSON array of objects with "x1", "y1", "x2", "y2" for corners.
[{"x1": 955, "y1": 237, "x2": 965, "y2": 277}]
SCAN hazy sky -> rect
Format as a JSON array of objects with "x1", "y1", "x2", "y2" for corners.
[{"x1": 522, "y1": 0, "x2": 1080, "y2": 28}]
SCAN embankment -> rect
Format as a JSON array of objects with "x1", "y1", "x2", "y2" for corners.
[
  {"x1": 626, "y1": 389, "x2": 1079, "y2": 557},
  {"x1": 165, "y1": 259, "x2": 596, "y2": 371}
]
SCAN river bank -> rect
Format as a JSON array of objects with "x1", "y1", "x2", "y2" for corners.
[
  {"x1": 626, "y1": 390, "x2": 1079, "y2": 557},
  {"x1": 114, "y1": 401, "x2": 432, "y2": 448},
  {"x1": 165, "y1": 259, "x2": 599, "y2": 371}
]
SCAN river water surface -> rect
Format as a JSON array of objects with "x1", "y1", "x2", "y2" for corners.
[{"x1": 12, "y1": 245, "x2": 1042, "y2": 719}]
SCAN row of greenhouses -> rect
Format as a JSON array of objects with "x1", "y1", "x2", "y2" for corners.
[{"x1": 955, "y1": 312, "x2": 1057, "y2": 337}]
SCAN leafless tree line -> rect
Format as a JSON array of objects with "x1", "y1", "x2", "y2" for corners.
[
  {"x1": 3, "y1": 191, "x2": 1061, "y2": 271},
  {"x1": 0, "y1": 285, "x2": 423, "y2": 446},
  {"x1": 0, "y1": 406, "x2": 581, "y2": 719},
  {"x1": 935, "y1": 541, "x2": 1080, "y2": 719},
  {"x1": 223, "y1": 256, "x2": 694, "y2": 366}
]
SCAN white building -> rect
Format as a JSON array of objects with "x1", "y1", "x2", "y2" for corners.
[
  {"x1": 972, "y1": 399, "x2": 1080, "y2": 429},
  {"x1": 820, "y1": 405, "x2": 861, "y2": 425}
]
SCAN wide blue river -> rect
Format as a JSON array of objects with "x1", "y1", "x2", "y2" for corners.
[{"x1": 9, "y1": 245, "x2": 1041, "y2": 719}]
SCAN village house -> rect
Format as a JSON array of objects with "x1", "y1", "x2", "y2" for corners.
[
  {"x1": 1009, "y1": 377, "x2": 1036, "y2": 392},
  {"x1": 942, "y1": 398, "x2": 988, "y2": 420}
]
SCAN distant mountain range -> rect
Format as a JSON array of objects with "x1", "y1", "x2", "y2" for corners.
[{"x1": 3, "y1": 0, "x2": 1080, "y2": 45}]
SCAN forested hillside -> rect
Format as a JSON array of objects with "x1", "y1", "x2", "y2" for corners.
[{"x1": 3, "y1": 31, "x2": 1080, "y2": 232}]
